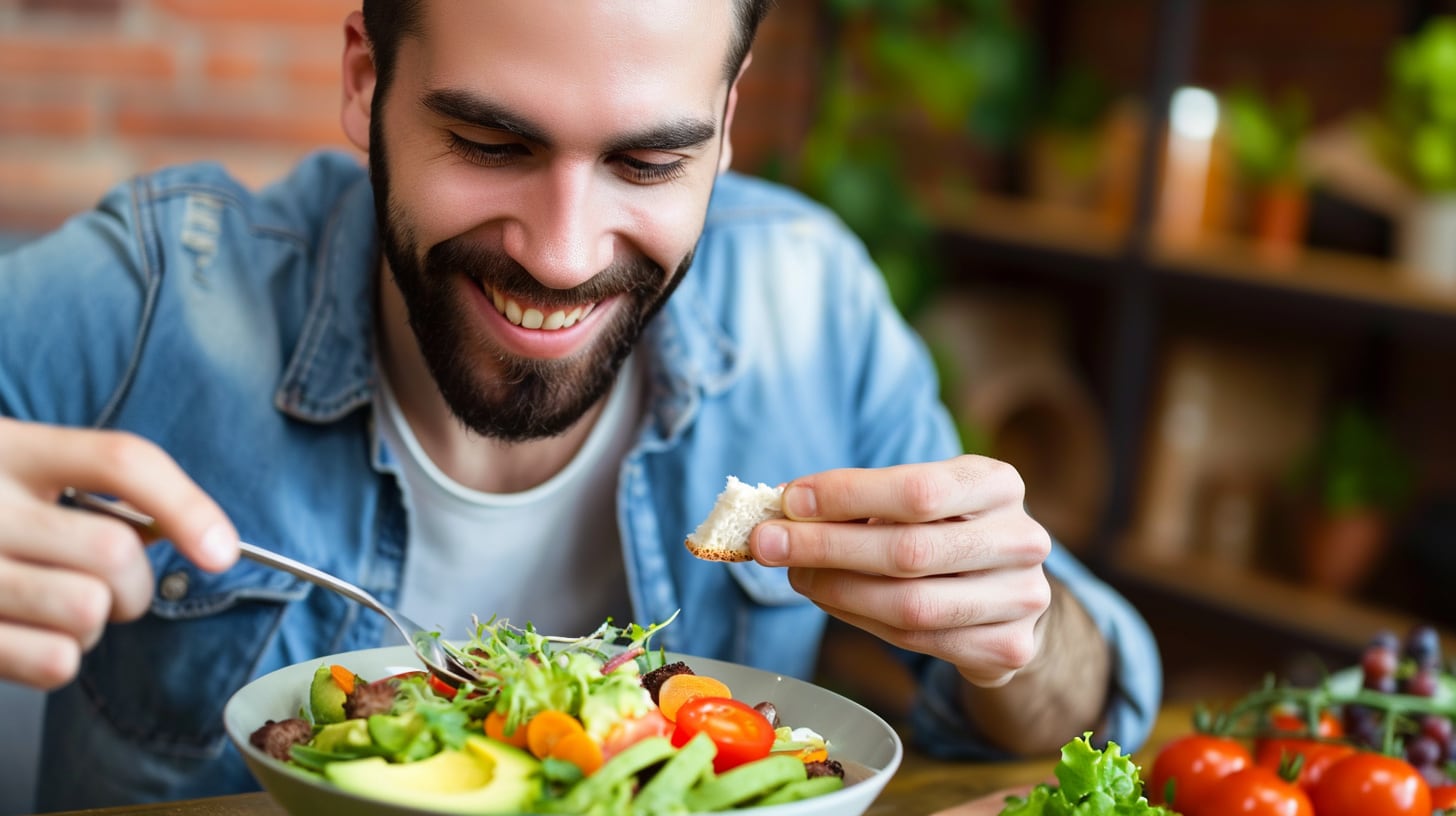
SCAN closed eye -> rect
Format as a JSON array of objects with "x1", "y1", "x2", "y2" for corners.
[
  {"x1": 614, "y1": 155, "x2": 687, "y2": 184},
  {"x1": 447, "y1": 133, "x2": 530, "y2": 167}
]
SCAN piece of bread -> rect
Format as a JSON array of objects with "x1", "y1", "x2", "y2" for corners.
[{"x1": 685, "y1": 476, "x2": 785, "y2": 562}]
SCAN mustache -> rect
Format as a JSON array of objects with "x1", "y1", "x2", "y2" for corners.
[{"x1": 426, "y1": 237, "x2": 666, "y2": 310}]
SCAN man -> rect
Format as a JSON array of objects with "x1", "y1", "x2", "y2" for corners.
[{"x1": 0, "y1": 0, "x2": 1161, "y2": 809}]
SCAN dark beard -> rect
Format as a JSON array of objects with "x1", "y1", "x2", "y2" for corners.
[{"x1": 367, "y1": 123, "x2": 689, "y2": 441}]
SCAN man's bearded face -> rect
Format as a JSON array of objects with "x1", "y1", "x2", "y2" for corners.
[{"x1": 373, "y1": 172, "x2": 690, "y2": 441}]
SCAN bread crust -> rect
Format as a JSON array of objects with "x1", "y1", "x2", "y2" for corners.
[{"x1": 684, "y1": 476, "x2": 785, "y2": 563}]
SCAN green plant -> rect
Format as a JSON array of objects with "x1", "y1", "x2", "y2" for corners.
[
  {"x1": 1368, "y1": 16, "x2": 1456, "y2": 194},
  {"x1": 1221, "y1": 86, "x2": 1310, "y2": 187},
  {"x1": 787, "y1": 0, "x2": 1037, "y2": 318},
  {"x1": 1291, "y1": 405, "x2": 1413, "y2": 514}
]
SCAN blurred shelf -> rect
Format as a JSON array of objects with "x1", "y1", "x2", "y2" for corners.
[
  {"x1": 1110, "y1": 549, "x2": 1456, "y2": 659},
  {"x1": 925, "y1": 190, "x2": 1133, "y2": 281},
  {"x1": 1153, "y1": 235, "x2": 1456, "y2": 325},
  {"x1": 930, "y1": 192, "x2": 1129, "y2": 259},
  {"x1": 935, "y1": 191, "x2": 1456, "y2": 323}
]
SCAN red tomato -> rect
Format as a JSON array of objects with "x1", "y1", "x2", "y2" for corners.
[
  {"x1": 1263, "y1": 709, "x2": 1344, "y2": 739},
  {"x1": 1432, "y1": 783, "x2": 1456, "y2": 810},
  {"x1": 427, "y1": 673, "x2": 458, "y2": 699},
  {"x1": 1309, "y1": 752, "x2": 1432, "y2": 816},
  {"x1": 602, "y1": 709, "x2": 674, "y2": 760},
  {"x1": 1147, "y1": 733, "x2": 1253, "y2": 808},
  {"x1": 1184, "y1": 766, "x2": 1313, "y2": 816},
  {"x1": 1253, "y1": 737, "x2": 1355, "y2": 792},
  {"x1": 670, "y1": 696, "x2": 775, "y2": 773}
]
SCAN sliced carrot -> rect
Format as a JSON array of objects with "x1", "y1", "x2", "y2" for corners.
[
  {"x1": 656, "y1": 673, "x2": 732, "y2": 722},
  {"x1": 797, "y1": 747, "x2": 828, "y2": 764},
  {"x1": 329, "y1": 664, "x2": 355, "y2": 696},
  {"x1": 526, "y1": 710, "x2": 586, "y2": 760},
  {"x1": 550, "y1": 730, "x2": 605, "y2": 775},
  {"x1": 484, "y1": 711, "x2": 530, "y2": 749}
]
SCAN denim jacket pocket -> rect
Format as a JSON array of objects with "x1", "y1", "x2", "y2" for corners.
[
  {"x1": 76, "y1": 552, "x2": 311, "y2": 759},
  {"x1": 724, "y1": 561, "x2": 809, "y2": 607}
]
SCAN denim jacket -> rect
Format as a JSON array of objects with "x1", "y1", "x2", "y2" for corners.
[{"x1": 0, "y1": 151, "x2": 1160, "y2": 809}]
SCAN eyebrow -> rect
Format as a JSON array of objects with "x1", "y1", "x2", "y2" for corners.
[{"x1": 422, "y1": 88, "x2": 718, "y2": 154}]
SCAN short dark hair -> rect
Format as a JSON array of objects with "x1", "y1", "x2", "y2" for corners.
[{"x1": 361, "y1": 0, "x2": 775, "y2": 100}]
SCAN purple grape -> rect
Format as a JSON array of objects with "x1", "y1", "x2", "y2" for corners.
[
  {"x1": 1408, "y1": 734, "x2": 1443, "y2": 767},
  {"x1": 1407, "y1": 668, "x2": 1440, "y2": 698},
  {"x1": 1373, "y1": 629, "x2": 1401, "y2": 653},
  {"x1": 1406, "y1": 624, "x2": 1442, "y2": 669},
  {"x1": 1363, "y1": 644, "x2": 1399, "y2": 683},
  {"x1": 1365, "y1": 672, "x2": 1397, "y2": 694},
  {"x1": 1421, "y1": 714, "x2": 1453, "y2": 750}
]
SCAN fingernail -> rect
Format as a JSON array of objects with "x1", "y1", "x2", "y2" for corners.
[
  {"x1": 756, "y1": 524, "x2": 789, "y2": 564},
  {"x1": 199, "y1": 523, "x2": 239, "y2": 568},
  {"x1": 784, "y1": 485, "x2": 817, "y2": 520}
]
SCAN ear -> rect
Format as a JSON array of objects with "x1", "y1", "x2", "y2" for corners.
[
  {"x1": 340, "y1": 11, "x2": 377, "y2": 154},
  {"x1": 717, "y1": 52, "x2": 753, "y2": 175}
]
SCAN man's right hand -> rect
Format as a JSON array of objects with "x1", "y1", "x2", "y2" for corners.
[{"x1": 0, "y1": 418, "x2": 238, "y2": 690}]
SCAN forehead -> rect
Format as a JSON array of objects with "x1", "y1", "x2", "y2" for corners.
[{"x1": 405, "y1": 0, "x2": 737, "y2": 126}]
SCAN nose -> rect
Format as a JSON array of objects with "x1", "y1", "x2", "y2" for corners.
[{"x1": 501, "y1": 162, "x2": 615, "y2": 291}]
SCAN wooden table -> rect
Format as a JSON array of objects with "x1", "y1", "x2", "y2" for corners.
[{"x1": 40, "y1": 703, "x2": 1198, "y2": 816}]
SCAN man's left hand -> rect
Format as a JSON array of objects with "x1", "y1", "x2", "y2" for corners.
[{"x1": 749, "y1": 454, "x2": 1052, "y2": 687}]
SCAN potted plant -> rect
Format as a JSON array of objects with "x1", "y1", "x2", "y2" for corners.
[
  {"x1": 1221, "y1": 86, "x2": 1311, "y2": 263},
  {"x1": 1365, "y1": 16, "x2": 1456, "y2": 287},
  {"x1": 1289, "y1": 405, "x2": 1413, "y2": 595}
]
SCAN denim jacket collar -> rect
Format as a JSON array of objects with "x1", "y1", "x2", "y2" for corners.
[
  {"x1": 269, "y1": 173, "x2": 743, "y2": 443},
  {"x1": 273, "y1": 175, "x2": 379, "y2": 424}
]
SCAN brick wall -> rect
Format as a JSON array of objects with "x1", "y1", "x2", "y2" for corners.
[{"x1": 0, "y1": 0, "x2": 822, "y2": 234}]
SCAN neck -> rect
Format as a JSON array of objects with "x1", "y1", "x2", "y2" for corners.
[{"x1": 376, "y1": 268, "x2": 607, "y2": 494}]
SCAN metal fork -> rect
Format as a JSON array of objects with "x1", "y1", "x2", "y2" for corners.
[{"x1": 60, "y1": 487, "x2": 476, "y2": 688}]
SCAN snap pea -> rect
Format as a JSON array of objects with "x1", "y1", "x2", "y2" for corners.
[
  {"x1": 684, "y1": 754, "x2": 808, "y2": 812},
  {"x1": 631, "y1": 732, "x2": 716, "y2": 815},
  {"x1": 542, "y1": 736, "x2": 677, "y2": 813}
]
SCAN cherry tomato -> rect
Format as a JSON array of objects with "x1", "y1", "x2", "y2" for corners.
[
  {"x1": 427, "y1": 673, "x2": 458, "y2": 699},
  {"x1": 602, "y1": 709, "x2": 674, "y2": 760},
  {"x1": 1184, "y1": 766, "x2": 1313, "y2": 816},
  {"x1": 670, "y1": 696, "x2": 775, "y2": 773},
  {"x1": 1309, "y1": 752, "x2": 1432, "y2": 816},
  {"x1": 1147, "y1": 733, "x2": 1253, "y2": 808},
  {"x1": 1254, "y1": 737, "x2": 1355, "y2": 792},
  {"x1": 1263, "y1": 709, "x2": 1344, "y2": 739}
]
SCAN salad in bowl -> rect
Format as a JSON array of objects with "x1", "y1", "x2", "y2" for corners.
[{"x1": 224, "y1": 614, "x2": 901, "y2": 815}]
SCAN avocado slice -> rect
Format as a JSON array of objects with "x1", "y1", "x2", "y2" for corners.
[
  {"x1": 309, "y1": 664, "x2": 349, "y2": 725},
  {"x1": 311, "y1": 719, "x2": 372, "y2": 754},
  {"x1": 324, "y1": 735, "x2": 541, "y2": 814}
]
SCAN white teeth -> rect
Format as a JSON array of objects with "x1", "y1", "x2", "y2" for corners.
[{"x1": 483, "y1": 285, "x2": 595, "y2": 331}]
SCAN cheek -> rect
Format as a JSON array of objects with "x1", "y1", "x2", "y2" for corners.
[{"x1": 622, "y1": 184, "x2": 713, "y2": 274}]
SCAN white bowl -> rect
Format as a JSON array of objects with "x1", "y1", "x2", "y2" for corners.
[{"x1": 224, "y1": 646, "x2": 902, "y2": 816}]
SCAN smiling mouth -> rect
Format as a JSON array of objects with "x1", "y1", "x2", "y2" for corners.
[{"x1": 481, "y1": 284, "x2": 598, "y2": 331}]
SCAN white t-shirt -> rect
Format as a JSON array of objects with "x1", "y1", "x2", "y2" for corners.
[{"x1": 374, "y1": 356, "x2": 642, "y2": 642}]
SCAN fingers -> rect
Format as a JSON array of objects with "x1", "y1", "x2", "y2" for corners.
[
  {"x1": 793, "y1": 562, "x2": 1050, "y2": 687},
  {"x1": 779, "y1": 455, "x2": 1025, "y2": 524},
  {"x1": 752, "y1": 510, "x2": 1050, "y2": 577},
  {"x1": 800, "y1": 562, "x2": 1049, "y2": 635},
  {"x1": 0, "y1": 418, "x2": 239, "y2": 689},
  {"x1": 0, "y1": 620, "x2": 83, "y2": 690},
  {"x1": 0, "y1": 501, "x2": 155, "y2": 621},
  {"x1": 821, "y1": 599, "x2": 1041, "y2": 687},
  {"x1": 1, "y1": 418, "x2": 239, "y2": 572}
]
